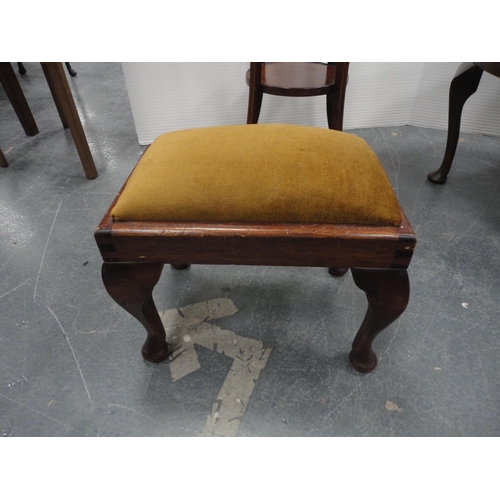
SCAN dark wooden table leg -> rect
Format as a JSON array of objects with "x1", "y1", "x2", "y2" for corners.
[
  {"x1": 0, "y1": 62, "x2": 39, "y2": 136},
  {"x1": 428, "y1": 63, "x2": 484, "y2": 184},
  {"x1": 349, "y1": 268, "x2": 410, "y2": 373},
  {"x1": 40, "y1": 62, "x2": 98, "y2": 179},
  {"x1": 102, "y1": 262, "x2": 169, "y2": 363},
  {"x1": 0, "y1": 147, "x2": 8, "y2": 168}
]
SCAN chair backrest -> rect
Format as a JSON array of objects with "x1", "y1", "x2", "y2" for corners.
[
  {"x1": 246, "y1": 62, "x2": 350, "y2": 130},
  {"x1": 249, "y1": 62, "x2": 349, "y2": 93}
]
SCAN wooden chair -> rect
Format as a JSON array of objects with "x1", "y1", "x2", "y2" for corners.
[
  {"x1": 95, "y1": 124, "x2": 416, "y2": 374},
  {"x1": 0, "y1": 62, "x2": 97, "y2": 178},
  {"x1": 246, "y1": 62, "x2": 349, "y2": 130},
  {"x1": 0, "y1": 61, "x2": 39, "y2": 169},
  {"x1": 428, "y1": 62, "x2": 500, "y2": 184}
]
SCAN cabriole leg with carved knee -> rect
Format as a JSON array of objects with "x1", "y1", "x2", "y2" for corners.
[
  {"x1": 101, "y1": 262, "x2": 168, "y2": 363},
  {"x1": 350, "y1": 268, "x2": 410, "y2": 373}
]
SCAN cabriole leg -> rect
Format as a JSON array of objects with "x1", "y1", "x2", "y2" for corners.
[
  {"x1": 102, "y1": 262, "x2": 168, "y2": 363},
  {"x1": 350, "y1": 268, "x2": 410, "y2": 373},
  {"x1": 427, "y1": 63, "x2": 483, "y2": 184}
]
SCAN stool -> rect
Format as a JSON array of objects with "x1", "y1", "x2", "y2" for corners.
[{"x1": 94, "y1": 124, "x2": 416, "y2": 373}]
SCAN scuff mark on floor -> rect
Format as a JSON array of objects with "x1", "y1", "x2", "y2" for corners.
[{"x1": 47, "y1": 306, "x2": 92, "y2": 404}]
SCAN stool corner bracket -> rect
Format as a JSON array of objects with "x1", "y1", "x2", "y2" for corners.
[
  {"x1": 391, "y1": 232, "x2": 417, "y2": 269},
  {"x1": 94, "y1": 226, "x2": 111, "y2": 240},
  {"x1": 94, "y1": 219, "x2": 116, "y2": 259}
]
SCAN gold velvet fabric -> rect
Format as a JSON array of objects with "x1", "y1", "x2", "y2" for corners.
[{"x1": 111, "y1": 124, "x2": 401, "y2": 226}]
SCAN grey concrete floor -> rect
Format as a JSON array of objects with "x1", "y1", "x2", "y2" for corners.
[{"x1": 1, "y1": 63, "x2": 500, "y2": 437}]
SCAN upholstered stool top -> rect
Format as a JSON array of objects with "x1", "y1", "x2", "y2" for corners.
[{"x1": 111, "y1": 124, "x2": 401, "y2": 226}]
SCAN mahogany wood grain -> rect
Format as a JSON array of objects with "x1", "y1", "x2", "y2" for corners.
[
  {"x1": 102, "y1": 262, "x2": 169, "y2": 362},
  {"x1": 95, "y1": 199, "x2": 415, "y2": 372},
  {"x1": 95, "y1": 129, "x2": 416, "y2": 373},
  {"x1": 96, "y1": 207, "x2": 414, "y2": 266},
  {"x1": 350, "y1": 268, "x2": 410, "y2": 372}
]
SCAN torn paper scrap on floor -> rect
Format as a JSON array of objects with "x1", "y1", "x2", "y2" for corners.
[{"x1": 159, "y1": 298, "x2": 271, "y2": 437}]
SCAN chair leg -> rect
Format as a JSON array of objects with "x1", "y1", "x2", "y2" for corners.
[
  {"x1": 349, "y1": 268, "x2": 410, "y2": 373},
  {"x1": 41, "y1": 62, "x2": 70, "y2": 129},
  {"x1": 428, "y1": 63, "x2": 484, "y2": 184},
  {"x1": 41, "y1": 62, "x2": 98, "y2": 179},
  {"x1": 0, "y1": 62, "x2": 39, "y2": 136},
  {"x1": 101, "y1": 262, "x2": 169, "y2": 363},
  {"x1": 326, "y1": 91, "x2": 344, "y2": 131},
  {"x1": 247, "y1": 88, "x2": 263, "y2": 124},
  {"x1": 65, "y1": 63, "x2": 77, "y2": 77},
  {"x1": 170, "y1": 264, "x2": 191, "y2": 270},
  {"x1": 328, "y1": 267, "x2": 349, "y2": 277}
]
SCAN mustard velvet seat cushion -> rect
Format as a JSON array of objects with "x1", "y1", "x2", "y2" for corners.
[{"x1": 111, "y1": 124, "x2": 401, "y2": 226}]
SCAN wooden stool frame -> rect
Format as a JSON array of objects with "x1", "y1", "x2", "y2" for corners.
[{"x1": 95, "y1": 182, "x2": 416, "y2": 373}]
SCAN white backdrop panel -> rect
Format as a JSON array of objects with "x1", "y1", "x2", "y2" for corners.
[{"x1": 122, "y1": 62, "x2": 500, "y2": 145}]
